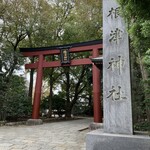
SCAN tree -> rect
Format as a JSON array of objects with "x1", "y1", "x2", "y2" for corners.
[
  {"x1": 58, "y1": 65, "x2": 88, "y2": 118},
  {"x1": 0, "y1": 0, "x2": 50, "y2": 120},
  {"x1": 41, "y1": 0, "x2": 102, "y2": 118},
  {"x1": 0, "y1": 75, "x2": 32, "y2": 121},
  {"x1": 0, "y1": 0, "x2": 103, "y2": 120},
  {"x1": 62, "y1": 0, "x2": 102, "y2": 43},
  {"x1": 117, "y1": 0, "x2": 150, "y2": 131},
  {"x1": 41, "y1": 93, "x2": 65, "y2": 117}
]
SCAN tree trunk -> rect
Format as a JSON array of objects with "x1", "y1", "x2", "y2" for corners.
[
  {"x1": 28, "y1": 33, "x2": 34, "y2": 100},
  {"x1": 48, "y1": 72, "x2": 53, "y2": 118},
  {"x1": 65, "y1": 106, "x2": 72, "y2": 118},
  {"x1": 65, "y1": 67, "x2": 71, "y2": 118},
  {"x1": 28, "y1": 57, "x2": 34, "y2": 99},
  {"x1": 65, "y1": 66, "x2": 86, "y2": 118},
  {"x1": 47, "y1": 55, "x2": 55, "y2": 118}
]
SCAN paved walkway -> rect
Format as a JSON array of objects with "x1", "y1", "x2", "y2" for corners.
[{"x1": 0, "y1": 118, "x2": 93, "y2": 150}]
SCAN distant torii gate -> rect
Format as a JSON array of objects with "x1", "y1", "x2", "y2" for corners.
[{"x1": 20, "y1": 40, "x2": 103, "y2": 123}]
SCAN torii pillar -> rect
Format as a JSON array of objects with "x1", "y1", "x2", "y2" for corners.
[
  {"x1": 32, "y1": 54, "x2": 44, "y2": 119},
  {"x1": 27, "y1": 54, "x2": 44, "y2": 125},
  {"x1": 92, "y1": 48, "x2": 102, "y2": 123}
]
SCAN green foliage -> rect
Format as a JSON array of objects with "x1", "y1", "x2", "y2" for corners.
[
  {"x1": 134, "y1": 121, "x2": 150, "y2": 131},
  {"x1": 52, "y1": 94, "x2": 66, "y2": 112},
  {"x1": 72, "y1": 100, "x2": 93, "y2": 116},
  {"x1": 41, "y1": 93, "x2": 65, "y2": 117},
  {"x1": 0, "y1": 75, "x2": 32, "y2": 121},
  {"x1": 117, "y1": 0, "x2": 150, "y2": 131},
  {"x1": 62, "y1": 0, "x2": 102, "y2": 43},
  {"x1": 143, "y1": 49, "x2": 150, "y2": 69},
  {"x1": 131, "y1": 58, "x2": 146, "y2": 123},
  {"x1": 117, "y1": 0, "x2": 150, "y2": 52},
  {"x1": 143, "y1": 49, "x2": 150, "y2": 108}
]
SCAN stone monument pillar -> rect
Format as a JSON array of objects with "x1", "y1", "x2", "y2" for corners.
[
  {"x1": 103, "y1": 0, "x2": 133, "y2": 135},
  {"x1": 86, "y1": 0, "x2": 150, "y2": 149}
]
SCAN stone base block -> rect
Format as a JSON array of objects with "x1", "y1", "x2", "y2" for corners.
[
  {"x1": 26, "y1": 119, "x2": 43, "y2": 125},
  {"x1": 89, "y1": 122, "x2": 103, "y2": 130},
  {"x1": 86, "y1": 129, "x2": 150, "y2": 150}
]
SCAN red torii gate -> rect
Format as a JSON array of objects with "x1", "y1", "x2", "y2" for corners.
[{"x1": 20, "y1": 40, "x2": 103, "y2": 123}]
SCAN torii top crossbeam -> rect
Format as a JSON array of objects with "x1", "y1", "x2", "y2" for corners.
[{"x1": 20, "y1": 40, "x2": 102, "y2": 69}]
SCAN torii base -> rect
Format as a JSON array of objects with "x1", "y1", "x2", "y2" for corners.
[
  {"x1": 26, "y1": 119, "x2": 43, "y2": 126},
  {"x1": 89, "y1": 122, "x2": 103, "y2": 130}
]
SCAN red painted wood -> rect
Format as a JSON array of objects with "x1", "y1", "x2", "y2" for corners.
[
  {"x1": 70, "y1": 44, "x2": 102, "y2": 53},
  {"x1": 32, "y1": 55, "x2": 44, "y2": 119},
  {"x1": 43, "y1": 58, "x2": 92, "y2": 68},
  {"x1": 25, "y1": 58, "x2": 93, "y2": 69},
  {"x1": 22, "y1": 49, "x2": 60, "y2": 57},
  {"x1": 25, "y1": 62, "x2": 38, "y2": 69},
  {"x1": 92, "y1": 48, "x2": 102, "y2": 123}
]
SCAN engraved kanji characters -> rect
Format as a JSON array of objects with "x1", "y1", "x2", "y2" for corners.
[
  {"x1": 107, "y1": 7, "x2": 120, "y2": 19},
  {"x1": 107, "y1": 56, "x2": 124, "y2": 75},
  {"x1": 107, "y1": 86, "x2": 127, "y2": 101},
  {"x1": 107, "y1": 7, "x2": 124, "y2": 44},
  {"x1": 109, "y1": 28, "x2": 123, "y2": 44},
  {"x1": 106, "y1": 6, "x2": 128, "y2": 102}
]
